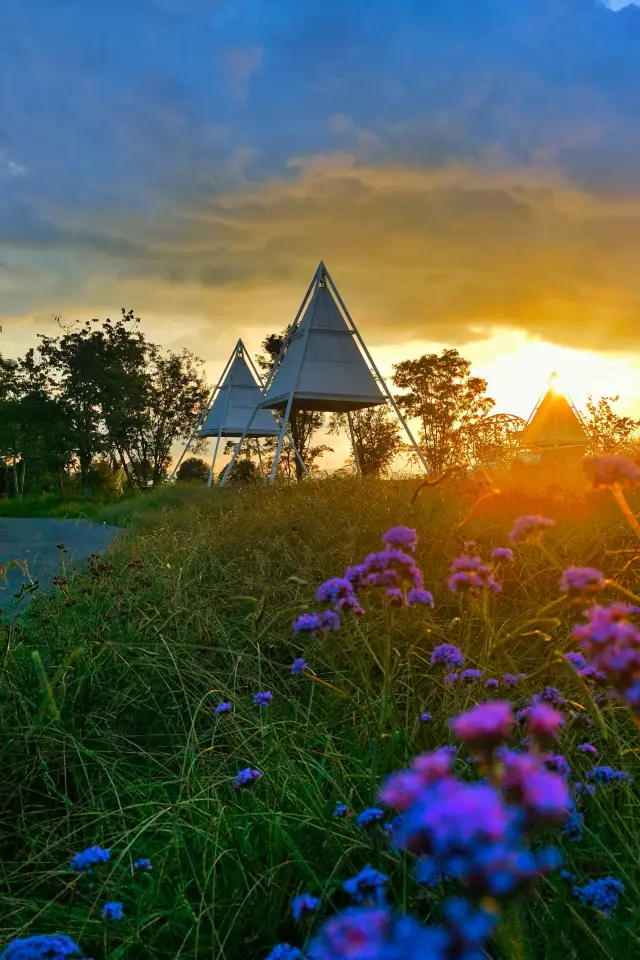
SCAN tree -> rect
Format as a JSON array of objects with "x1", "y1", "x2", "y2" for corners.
[
  {"x1": 392, "y1": 349, "x2": 494, "y2": 475},
  {"x1": 583, "y1": 395, "x2": 640, "y2": 456},
  {"x1": 177, "y1": 457, "x2": 210, "y2": 483},
  {"x1": 328, "y1": 406, "x2": 401, "y2": 475},
  {"x1": 256, "y1": 333, "x2": 327, "y2": 480}
]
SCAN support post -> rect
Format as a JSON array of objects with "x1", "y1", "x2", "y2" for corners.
[
  {"x1": 347, "y1": 411, "x2": 361, "y2": 475},
  {"x1": 325, "y1": 269, "x2": 429, "y2": 475},
  {"x1": 256, "y1": 439, "x2": 265, "y2": 478},
  {"x1": 268, "y1": 393, "x2": 295, "y2": 483},
  {"x1": 207, "y1": 428, "x2": 223, "y2": 486}
]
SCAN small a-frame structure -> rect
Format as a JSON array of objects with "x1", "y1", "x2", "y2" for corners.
[
  {"x1": 171, "y1": 340, "x2": 285, "y2": 486},
  {"x1": 519, "y1": 373, "x2": 589, "y2": 459},
  {"x1": 221, "y1": 262, "x2": 429, "y2": 484}
]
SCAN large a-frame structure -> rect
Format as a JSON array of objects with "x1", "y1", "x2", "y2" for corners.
[
  {"x1": 172, "y1": 339, "x2": 293, "y2": 486},
  {"x1": 221, "y1": 262, "x2": 428, "y2": 484},
  {"x1": 519, "y1": 373, "x2": 589, "y2": 459}
]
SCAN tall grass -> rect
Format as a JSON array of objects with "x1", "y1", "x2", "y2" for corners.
[{"x1": 0, "y1": 477, "x2": 638, "y2": 959}]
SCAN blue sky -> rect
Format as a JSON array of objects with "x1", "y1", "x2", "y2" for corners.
[{"x1": 3, "y1": 0, "x2": 640, "y2": 413}]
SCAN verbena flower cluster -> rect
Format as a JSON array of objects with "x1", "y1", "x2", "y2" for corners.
[
  {"x1": 572, "y1": 603, "x2": 640, "y2": 717},
  {"x1": 583, "y1": 454, "x2": 640, "y2": 489}
]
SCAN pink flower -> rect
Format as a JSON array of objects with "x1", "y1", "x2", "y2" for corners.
[
  {"x1": 523, "y1": 703, "x2": 564, "y2": 745},
  {"x1": 450, "y1": 701, "x2": 514, "y2": 750}
]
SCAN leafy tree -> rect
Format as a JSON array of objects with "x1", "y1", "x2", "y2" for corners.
[
  {"x1": 328, "y1": 406, "x2": 401, "y2": 475},
  {"x1": 392, "y1": 349, "x2": 494, "y2": 475},
  {"x1": 256, "y1": 333, "x2": 326, "y2": 480},
  {"x1": 583, "y1": 395, "x2": 640, "y2": 456},
  {"x1": 177, "y1": 457, "x2": 210, "y2": 483}
]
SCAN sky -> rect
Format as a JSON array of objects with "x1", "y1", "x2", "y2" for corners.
[{"x1": 2, "y1": 0, "x2": 640, "y2": 467}]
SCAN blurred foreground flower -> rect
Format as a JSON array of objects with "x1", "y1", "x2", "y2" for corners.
[
  {"x1": 0, "y1": 935, "x2": 83, "y2": 960},
  {"x1": 583, "y1": 455, "x2": 640, "y2": 489},
  {"x1": 509, "y1": 515, "x2": 555, "y2": 545}
]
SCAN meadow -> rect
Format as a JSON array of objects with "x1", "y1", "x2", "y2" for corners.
[{"x1": 1, "y1": 468, "x2": 639, "y2": 960}]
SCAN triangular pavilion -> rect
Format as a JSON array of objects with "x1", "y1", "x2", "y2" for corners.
[
  {"x1": 172, "y1": 340, "x2": 287, "y2": 486},
  {"x1": 519, "y1": 373, "x2": 589, "y2": 457},
  {"x1": 221, "y1": 262, "x2": 428, "y2": 484}
]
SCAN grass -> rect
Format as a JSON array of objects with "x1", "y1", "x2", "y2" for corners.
[{"x1": 0, "y1": 475, "x2": 639, "y2": 959}]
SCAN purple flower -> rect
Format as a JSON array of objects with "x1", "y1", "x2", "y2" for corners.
[
  {"x1": 381, "y1": 525, "x2": 417, "y2": 553},
  {"x1": 530, "y1": 686, "x2": 568, "y2": 709},
  {"x1": 444, "y1": 673, "x2": 459, "y2": 685},
  {"x1": 583, "y1": 455, "x2": 640, "y2": 489},
  {"x1": 293, "y1": 613, "x2": 323, "y2": 635},
  {"x1": 502, "y1": 673, "x2": 526, "y2": 687},
  {"x1": 70, "y1": 845, "x2": 111, "y2": 874},
  {"x1": 565, "y1": 652, "x2": 587, "y2": 670},
  {"x1": 522, "y1": 704, "x2": 564, "y2": 745},
  {"x1": 508, "y1": 514, "x2": 555, "y2": 545},
  {"x1": 585, "y1": 766, "x2": 632, "y2": 786},
  {"x1": 431, "y1": 644, "x2": 465, "y2": 669},
  {"x1": 420, "y1": 711, "x2": 433, "y2": 723},
  {"x1": 406, "y1": 587, "x2": 434, "y2": 608},
  {"x1": 484, "y1": 678, "x2": 499, "y2": 690},
  {"x1": 292, "y1": 893, "x2": 320, "y2": 920},
  {"x1": 214, "y1": 701, "x2": 232, "y2": 714},
  {"x1": 501, "y1": 752, "x2": 571, "y2": 826},
  {"x1": 447, "y1": 553, "x2": 501, "y2": 594},
  {"x1": 0, "y1": 936, "x2": 82, "y2": 960},
  {"x1": 357, "y1": 807, "x2": 385, "y2": 828},
  {"x1": 491, "y1": 547, "x2": 514, "y2": 563},
  {"x1": 386, "y1": 588, "x2": 404, "y2": 606},
  {"x1": 358, "y1": 549, "x2": 425, "y2": 593},
  {"x1": 316, "y1": 577, "x2": 357, "y2": 606},
  {"x1": 578, "y1": 743, "x2": 598, "y2": 758},
  {"x1": 343, "y1": 864, "x2": 388, "y2": 905},
  {"x1": 573, "y1": 876, "x2": 624, "y2": 916},
  {"x1": 411, "y1": 748, "x2": 456, "y2": 783},
  {"x1": 560, "y1": 566, "x2": 606, "y2": 597},
  {"x1": 234, "y1": 768, "x2": 262, "y2": 788},
  {"x1": 461, "y1": 669, "x2": 483, "y2": 682},
  {"x1": 574, "y1": 781, "x2": 597, "y2": 798},
  {"x1": 253, "y1": 691, "x2": 272, "y2": 707},
  {"x1": 290, "y1": 658, "x2": 308, "y2": 675},
  {"x1": 450, "y1": 701, "x2": 513, "y2": 751},
  {"x1": 321, "y1": 609, "x2": 341, "y2": 632},
  {"x1": 265, "y1": 944, "x2": 305, "y2": 960},
  {"x1": 306, "y1": 906, "x2": 390, "y2": 960},
  {"x1": 333, "y1": 802, "x2": 349, "y2": 818},
  {"x1": 543, "y1": 754, "x2": 571, "y2": 779},
  {"x1": 101, "y1": 901, "x2": 124, "y2": 921},
  {"x1": 133, "y1": 857, "x2": 152, "y2": 872},
  {"x1": 380, "y1": 771, "x2": 429, "y2": 813}
]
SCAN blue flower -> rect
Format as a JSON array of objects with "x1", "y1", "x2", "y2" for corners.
[
  {"x1": 406, "y1": 588, "x2": 434, "y2": 608},
  {"x1": 333, "y1": 802, "x2": 349, "y2": 818},
  {"x1": 484, "y1": 678, "x2": 499, "y2": 690},
  {"x1": 562, "y1": 809, "x2": 584, "y2": 842},
  {"x1": 253, "y1": 691, "x2": 273, "y2": 707},
  {"x1": 69, "y1": 845, "x2": 111, "y2": 873},
  {"x1": 573, "y1": 876, "x2": 624, "y2": 916},
  {"x1": 234, "y1": 768, "x2": 262, "y2": 788},
  {"x1": 443, "y1": 897, "x2": 497, "y2": 946},
  {"x1": 420, "y1": 712, "x2": 433, "y2": 723},
  {"x1": 357, "y1": 807, "x2": 384, "y2": 828},
  {"x1": 382, "y1": 525, "x2": 418, "y2": 553},
  {"x1": 0, "y1": 935, "x2": 82, "y2": 960},
  {"x1": 290, "y1": 658, "x2": 308, "y2": 675},
  {"x1": 133, "y1": 857, "x2": 152, "y2": 872},
  {"x1": 293, "y1": 613, "x2": 323, "y2": 635},
  {"x1": 461, "y1": 669, "x2": 482, "y2": 682},
  {"x1": 101, "y1": 901, "x2": 124, "y2": 921},
  {"x1": 578, "y1": 743, "x2": 598, "y2": 758},
  {"x1": 265, "y1": 944, "x2": 304, "y2": 960},
  {"x1": 502, "y1": 673, "x2": 527, "y2": 687},
  {"x1": 343, "y1": 864, "x2": 388, "y2": 905},
  {"x1": 214, "y1": 702, "x2": 232, "y2": 714},
  {"x1": 292, "y1": 893, "x2": 320, "y2": 920},
  {"x1": 585, "y1": 766, "x2": 632, "y2": 786}
]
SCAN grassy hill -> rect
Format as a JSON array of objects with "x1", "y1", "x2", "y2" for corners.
[{"x1": 0, "y1": 475, "x2": 638, "y2": 959}]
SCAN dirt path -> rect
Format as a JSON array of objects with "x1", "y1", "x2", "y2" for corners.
[{"x1": 0, "y1": 518, "x2": 123, "y2": 612}]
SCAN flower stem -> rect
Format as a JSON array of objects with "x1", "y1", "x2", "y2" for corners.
[{"x1": 611, "y1": 484, "x2": 640, "y2": 539}]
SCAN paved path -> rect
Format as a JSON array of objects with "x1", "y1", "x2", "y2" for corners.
[{"x1": 0, "y1": 518, "x2": 123, "y2": 612}]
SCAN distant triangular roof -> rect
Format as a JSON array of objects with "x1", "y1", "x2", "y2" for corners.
[
  {"x1": 520, "y1": 382, "x2": 588, "y2": 449},
  {"x1": 199, "y1": 342, "x2": 280, "y2": 438},
  {"x1": 259, "y1": 264, "x2": 386, "y2": 413}
]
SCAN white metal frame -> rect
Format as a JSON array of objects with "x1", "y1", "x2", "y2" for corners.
[{"x1": 220, "y1": 262, "x2": 429, "y2": 484}]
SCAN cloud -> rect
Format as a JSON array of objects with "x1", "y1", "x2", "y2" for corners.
[
  {"x1": 221, "y1": 45, "x2": 263, "y2": 104},
  {"x1": 605, "y1": 1, "x2": 640, "y2": 10},
  {"x1": 4, "y1": 154, "x2": 640, "y2": 359}
]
